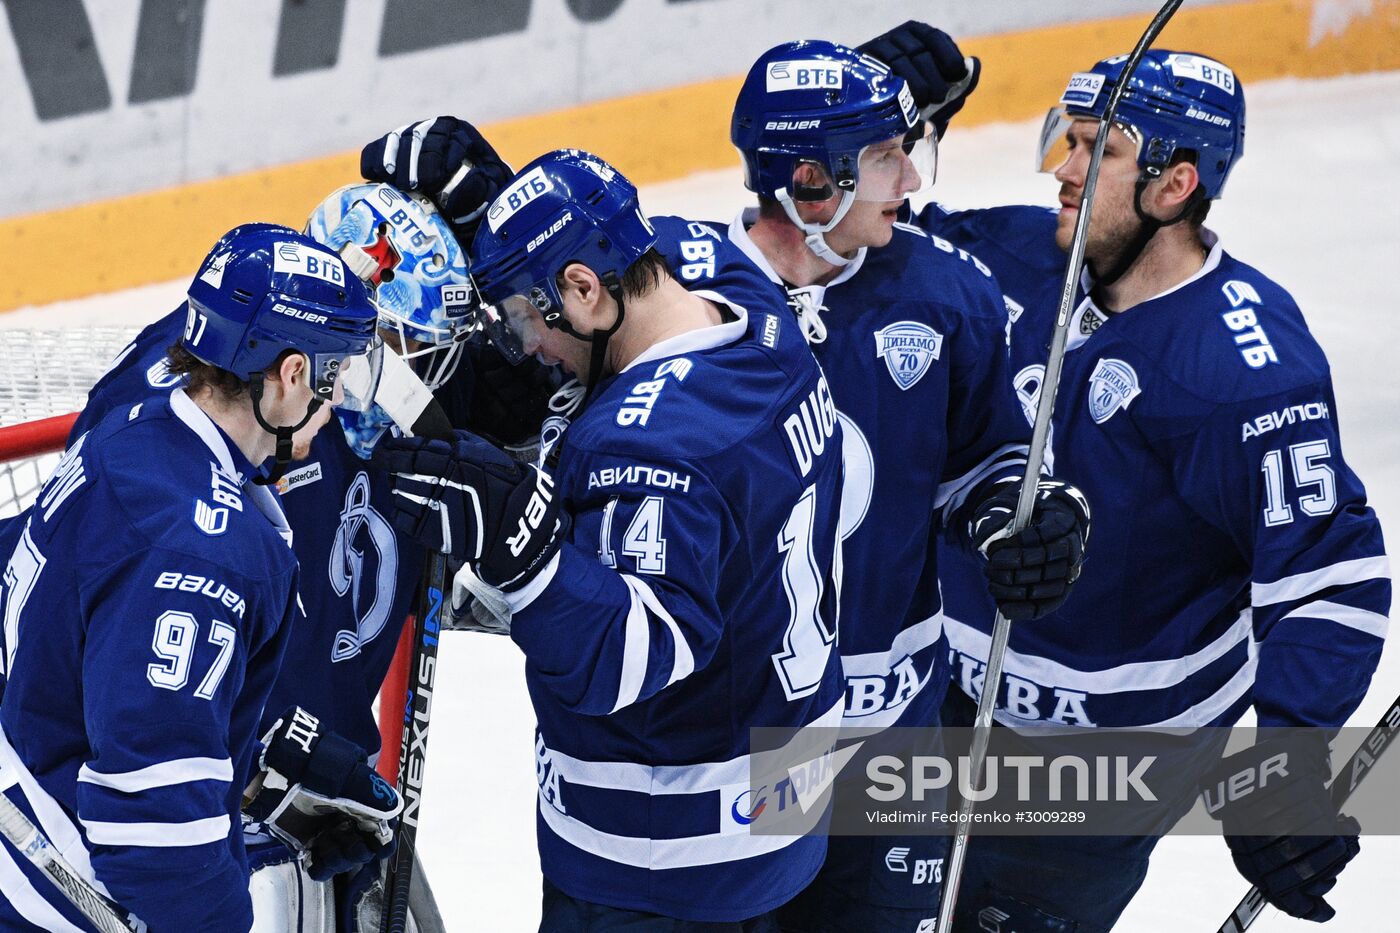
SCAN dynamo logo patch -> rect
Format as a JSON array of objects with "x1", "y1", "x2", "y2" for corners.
[
  {"x1": 874, "y1": 321, "x2": 942, "y2": 390},
  {"x1": 1087, "y1": 358, "x2": 1143, "y2": 424},
  {"x1": 766, "y1": 59, "x2": 842, "y2": 93},
  {"x1": 1060, "y1": 72, "x2": 1105, "y2": 108}
]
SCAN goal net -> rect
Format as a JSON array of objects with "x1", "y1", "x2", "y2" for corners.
[{"x1": 0, "y1": 328, "x2": 141, "y2": 518}]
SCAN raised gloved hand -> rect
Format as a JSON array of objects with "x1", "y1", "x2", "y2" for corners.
[
  {"x1": 244, "y1": 707, "x2": 402, "y2": 881},
  {"x1": 375, "y1": 431, "x2": 568, "y2": 589},
  {"x1": 969, "y1": 478, "x2": 1090, "y2": 620},
  {"x1": 360, "y1": 116, "x2": 512, "y2": 245},
  {"x1": 1204, "y1": 733, "x2": 1361, "y2": 922},
  {"x1": 857, "y1": 21, "x2": 980, "y2": 139}
]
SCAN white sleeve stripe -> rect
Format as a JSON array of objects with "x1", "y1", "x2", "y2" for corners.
[
  {"x1": 78, "y1": 757, "x2": 233, "y2": 793},
  {"x1": 80, "y1": 815, "x2": 230, "y2": 848},
  {"x1": 934, "y1": 442, "x2": 1031, "y2": 511},
  {"x1": 1280, "y1": 599, "x2": 1390, "y2": 639},
  {"x1": 502, "y1": 551, "x2": 560, "y2": 613},
  {"x1": 1252, "y1": 556, "x2": 1390, "y2": 606},
  {"x1": 628, "y1": 576, "x2": 695, "y2": 687},
  {"x1": 611, "y1": 580, "x2": 651, "y2": 713}
]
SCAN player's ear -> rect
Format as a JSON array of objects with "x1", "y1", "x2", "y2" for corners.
[
  {"x1": 1149, "y1": 159, "x2": 1200, "y2": 220},
  {"x1": 790, "y1": 161, "x2": 840, "y2": 225},
  {"x1": 559, "y1": 263, "x2": 606, "y2": 327},
  {"x1": 269, "y1": 351, "x2": 308, "y2": 395}
]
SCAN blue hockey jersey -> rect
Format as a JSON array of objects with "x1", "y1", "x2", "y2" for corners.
[
  {"x1": 0, "y1": 392, "x2": 299, "y2": 932},
  {"x1": 70, "y1": 307, "x2": 422, "y2": 757},
  {"x1": 720, "y1": 210, "x2": 1031, "y2": 732},
  {"x1": 503, "y1": 217, "x2": 846, "y2": 921},
  {"x1": 920, "y1": 203, "x2": 1390, "y2": 728}
]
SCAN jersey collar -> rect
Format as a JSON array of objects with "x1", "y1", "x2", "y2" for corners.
[
  {"x1": 620, "y1": 296, "x2": 749, "y2": 374},
  {"x1": 729, "y1": 208, "x2": 867, "y2": 289},
  {"x1": 170, "y1": 388, "x2": 294, "y2": 547},
  {"x1": 1067, "y1": 228, "x2": 1225, "y2": 352}
]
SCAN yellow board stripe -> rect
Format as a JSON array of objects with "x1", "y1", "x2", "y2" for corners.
[{"x1": 2, "y1": 0, "x2": 1396, "y2": 313}]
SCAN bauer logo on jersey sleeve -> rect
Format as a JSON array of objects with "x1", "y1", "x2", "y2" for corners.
[
  {"x1": 1087, "y1": 358, "x2": 1143, "y2": 424},
  {"x1": 766, "y1": 60, "x2": 842, "y2": 93},
  {"x1": 874, "y1": 321, "x2": 942, "y2": 390},
  {"x1": 1061, "y1": 73, "x2": 1105, "y2": 108}
]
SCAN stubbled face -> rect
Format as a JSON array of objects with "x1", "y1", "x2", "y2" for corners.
[
  {"x1": 291, "y1": 403, "x2": 333, "y2": 460},
  {"x1": 501, "y1": 294, "x2": 595, "y2": 381},
  {"x1": 1053, "y1": 119, "x2": 1147, "y2": 270}
]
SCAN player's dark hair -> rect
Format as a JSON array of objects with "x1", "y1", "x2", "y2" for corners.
[
  {"x1": 166, "y1": 342, "x2": 296, "y2": 401},
  {"x1": 620, "y1": 247, "x2": 670, "y2": 298},
  {"x1": 553, "y1": 247, "x2": 670, "y2": 303},
  {"x1": 757, "y1": 195, "x2": 787, "y2": 221}
]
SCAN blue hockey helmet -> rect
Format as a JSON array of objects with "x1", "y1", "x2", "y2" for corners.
[
  {"x1": 305, "y1": 183, "x2": 476, "y2": 391},
  {"x1": 731, "y1": 40, "x2": 935, "y2": 263},
  {"x1": 184, "y1": 225, "x2": 382, "y2": 412},
  {"x1": 1037, "y1": 50, "x2": 1245, "y2": 199},
  {"x1": 469, "y1": 149, "x2": 657, "y2": 367}
]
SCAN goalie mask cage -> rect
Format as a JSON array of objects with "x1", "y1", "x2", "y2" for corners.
[{"x1": 0, "y1": 325, "x2": 412, "y2": 783}]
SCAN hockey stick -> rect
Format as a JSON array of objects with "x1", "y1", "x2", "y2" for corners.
[
  {"x1": 376, "y1": 350, "x2": 455, "y2": 933},
  {"x1": 933, "y1": 3, "x2": 1185, "y2": 930},
  {"x1": 0, "y1": 794, "x2": 142, "y2": 933},
  {"x1": 1213, "y1": 694, "x2": 1400, "y2": 932}
]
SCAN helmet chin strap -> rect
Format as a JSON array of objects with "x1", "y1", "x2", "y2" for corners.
[
  {"x1": 549, "y1": 273, "x2": 627, "y2": 405},
  {"x1": 248, "y1": 372, "x2": 324, "y2": 486},
  {"x1": 1088, "y1": 170, "x2": 1207, "y2": 296},
  {"x1": 775, "y1": 188, "x2": 859, "y2": 267}
]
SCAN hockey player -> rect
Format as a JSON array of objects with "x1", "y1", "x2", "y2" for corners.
[
  {"x1": 719, "y1": 41, "x2": 1092, "y2": 932},
  {"x1": 0, "y1": 227, "x2": 400, "y2": 932},
  {"x1": 863, "y1": 24, "x2": 1390, "y2": 929},
  {"x1": 376, "y1": 149, "x2": 848, "y2": 927},
  {"x1": 360, "y1": 46, "x2": 1092, "y2": 927},
  {"x1": 65, "y1": 186, "x2": 481, "y2": 930}
]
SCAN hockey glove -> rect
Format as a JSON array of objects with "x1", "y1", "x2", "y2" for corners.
[
  {"x1": 857, "y1": 21, "x2": 980, "y2": 139},
  {"x1": 360, "y1": 116, "x2": 512, "y2": 246},
  {"x1": 245, "y1": 707, "x2": 402, "y2": 882},
  {"x1": 376, "y1": 431, "x2": 569, "y2": 589},
  {"x1": 465, "y1": 337, "x2": 565, "y2": 454},
  {"x1": 969, "y1": 478, "x2": 1090, "y2": 620},
  {"x1": 1204, "y1": 732, "x2": 1361, "y2": 922}
]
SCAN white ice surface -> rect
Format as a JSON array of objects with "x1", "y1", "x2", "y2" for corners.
[{"x1": 3, "y1": 71, "x2": 1397, "y2": 931}]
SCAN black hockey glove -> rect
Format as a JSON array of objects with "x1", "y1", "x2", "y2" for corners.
[
  {"x1": 857, "y1": 21, "x2": 980, "y2": 139},
  {"x1": 969, "y1": 478, "x2": 1090, "y2": 620},
  {"x1": 244, "y1": 707, "x2": 402, "y2": 882},
  {"x1": 465, "y1": 337, "x2": 565, "y2": 453},
  {"x1": 376, "y1": 431, "x2": 569, "y2": 589},
  {"x1": 360, "y1": 116, "x2": 512, "y2": 246},
  {"x1": 1204, "y1": 732, "x2": 1361, "y2": 922}
]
